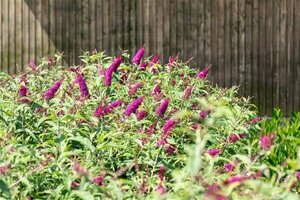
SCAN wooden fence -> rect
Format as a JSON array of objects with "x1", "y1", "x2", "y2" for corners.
[{"x1": 0, "y1": 0, "x2": 299, "y2": 115}]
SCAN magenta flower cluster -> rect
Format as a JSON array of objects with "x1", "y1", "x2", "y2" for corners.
[
  {"x1": 132, "y1": 48, "x2": 144, "y2": 65},
  {"x1": 44, "y1": 80, "x2": 62, "y2": 100},
  {"x1": 260, "y1": 133, "x2": 275, "y2": 150},
  {"x1": 104, "y1": 57, "x2": 122, "y2": 86},
  {"x1": 136, "y1": 110, "x2": 148, "y2": 121},
  {"x1": 207, "y1": 148, "x2": 221, "y2": 157},
  {"x1": 197, "y1": 65, "x2": 211, "y2": 79},
  {"x1": 124, "y1": 96, "x2": 144, "y2": 116},
  {"x1": 162, "y1": 119, "x2": 177, "y2": 137},
  {"x1": 20, "y1": 85, "x2": 27, "y2": 97},
  {"x1": 156, "y1": 98, "x2": 169, "y2": 117},
  {"x1": 76, "y1": 73, "x2": 90, "y2": 98}
]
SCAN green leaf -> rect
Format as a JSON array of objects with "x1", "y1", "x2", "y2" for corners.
[
  {"x1": 70, "y1": 191, "x2": 94, "y2": 200},
  {"x1": 69, "y1": 136, "x2": 95, "y2": 152}
]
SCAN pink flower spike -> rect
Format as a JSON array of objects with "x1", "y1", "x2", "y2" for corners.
[
  {"x1": 251, "y1": 117, "x2": 262, "y2": 124},
  {"x1": 197, "y1": 64, "x2": 211, "y2": 79},
  {"x1": 92, "y1": 176, "x2": 104, "y2": 185},
  {"x1": 136, "y1": 110, "x2": 148, "y2": 121},
  {"x1": 199, "y1": 111, "x2": 206, "y2": 119},
  {"x1": 105, "y1": 99, "x2": 123, "y2": 113},
  {"x1": 156, "y1": 98, "x2": 169, "y2": 117},
  {"x1": 168, "y1": 56, "x2": 177, "y2": 70},
  {"x1": 71, "y1": 182, "x2": 80, "y2": 188},
  {"x1": 260, "y1": 133, "x2": 275, "y2": 150},
  {"x1": 171, "y1": 79, "x2": 176, "y2": 86},
  {"x1": 44, "y1": 80, "x2": 62, "y2": 100},
  {"x1": 139, "y1": 62, "x2": 148, "y2": 70},
  {"x1": 156, "y1": 138, "x2": 168, "y2": 146},
  {"x1": 296, "y1": 172, "x2": 300, "y2": 180},
  {"x1": 166, "y1": 145, "x2": 175, "y2": 155},
  {"x1": 124, "y1": 96, "x2": 144, "y2": 117},
  {"x1": 150, "y1": 55, "x2": 160, "y2": 66},
  {"x1": 158, "y1": 166, "x2": 166, "y2": 181},
  {"x1": 162, "y1": 119, "x2": 177, "y2": 137},
  {"x1": 128, "y1": 82, "x2": 143, "y2": 96},
  {"x1": 152, "y1": 84, "x2": 162, "y2": 96},
  {"x1": 104, "y1": 57, "x2": 122, "y2": 86},
  {"x1": 29, "y1": 59, "x2": 37, "y2": 70},
  {"x1": 229, "y1": 133, "x2": 245, "y2": 142},
  {"x1": 132, "y1": 47, "x2": 145, "y2": 65},
  {"x1": 151, "y1": 67, "x2": 158, "y2": 74},
  {"x1": 207, "y1": 148, "x2": 221, "y2": 157},
  {"x1": 182, "y1": 87, "x2": 193, "y2": 100},
  {"x1": 224, "y1": 163, "x2": 234, "y2": 172},
  {"x1": 223, "y1": 176, "x2": 247, "y2": 185},
  {"x1": 76, "y1": 73, "x2": 90, "y2": 98},
  {"x1": 20, "y1": 85, "x2": 27, "y2": 97},
  {"x1": 94, "y1": 106, "x2": 107, "y2": 117},
  {"x1": 155, "y1": 183, "x2": 167, "y2": 195}
]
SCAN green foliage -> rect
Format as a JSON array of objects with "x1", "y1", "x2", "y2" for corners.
[{"x1": 0, "y1": 51, "x2": 299, "y2": 199}]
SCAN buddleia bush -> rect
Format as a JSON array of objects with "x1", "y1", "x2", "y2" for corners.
[{"x1": 0, "y1": 49, "x2": 299, "y2": 199}]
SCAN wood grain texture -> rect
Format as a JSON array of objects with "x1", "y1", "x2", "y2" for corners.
[{"x1": 0, "y1": 0, "x2": 299, "y2": 114}]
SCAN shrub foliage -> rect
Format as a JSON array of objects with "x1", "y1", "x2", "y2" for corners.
[{"x1": 0, "y1": 50, "x2": 299, "y2": 199}]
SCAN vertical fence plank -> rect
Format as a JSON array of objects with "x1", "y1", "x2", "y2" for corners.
[
  {"x1": 231, "y1": 0, "x2": 238, "y2": 86},
  {"x1": 8, "y1": 0, "x2": 15, "y2": 73},
  {"x1": 156, "y1": 0, "x2": 163, "y2": 61},
  {"x1": 115, "y1": 0, "x2": 122, "y2": 52},
  {"x1": 169, "y1": 0, "x2": 176, "y2": 56},
  {"x1": 176, "y1": 0, "x2": 184, "y2": 58},
  {"x1": 22, "y1": 0, "x2": 29, "y2": 69},
  {"x1": 217, "y1": 0, "x2": 225, "y2": 86},
  {"x1": 61, "y1": 0, "x2": 69, "y2": 64},
  {"x1": 279, "y1": 0, "x2": 287, "y2": 114},
  {"x1": 68, "y1": 0, "x2": 76, "y2": 65},
  {"x1": 197, "y1": 0, "x2": 205, "y2": 68},
  {"x1": 41, "y1": 0, "x2": 50, "y2": 57},
  {"x1": 273, "y1": 0, "x2": 280, "y2": 110},
  {"x1": 35, "y1": 0, "x2": 42, "y2": 63},
  {"x1": 238, "y1": 0, "x2": 245, "y2": 95},
  {"x1": 211, "y1": 0, "x2": 218, "y2": 84},
  {"x1": 265, "y1": 0, "x2": 273, "y2": 114},
  {"x1": 129, "y1": 0, "x2": 136, "y2": 54},
  {"x1": 258, "y1": 0, "x2": 266, "y2": 113},
  {"x1": 294, "y1": 0, "x2": 300, "y2": 111},
  {"x1": 286, "y1": 0, "x2": 294, "y2": 113},
  {"x1": 149, "y1": 0, "x2": 156, "y2": 54},
  {"x1": 96, "y1": 0, "x2": 103, "y2": 52},
  {"x1": 89, "y1": 0, "x2": 96, "y2": 53},
  {"x1": 122, "y1": 0, "x2": 129, "y2": 50},
  {"x1": 49, "y1": 0, "x2": 56, "y2": 56},
  {"x1": 75, "y1": 0, "x2": 82, "y2": 60},
  {"x1": 252, "y1": 0, "x2": 259, "y2": 109},
  {"x1": 224, "y1": 0, "x2": 231, "y2": 88},
  {"x1": 163, "y1": 0, "x2": 170, "y2": 64},
  {"x1": 82, "y1": 0, "x2": 89, "y2": 53},
  {"x1": 15, "y1": 0, "x2": 22, "y2": 73},
  {"x1": 110, "y1": 0, "x2": 116, "y2": 54},
  {"x1": 245, "y1": 0, "x2": 252, "y2": 97},
  {"x1": 136, "y1": 0, "x2": 143, "y2": 49},
  {"x1": 143, "y1": 0, "x2": 150, "y2": 56},
  {"x1": 190, "y1": 0, "x2": 197, "y2": 67},
  {"x1": 204, "y1": 0, "x2": 211, "y2": 66},
  {"x1": 183, "y1": 0, "x2": 190, "y2": 63},
  {"x1": 3, "y1": 0, "x2": 9, "y2": 72}
]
